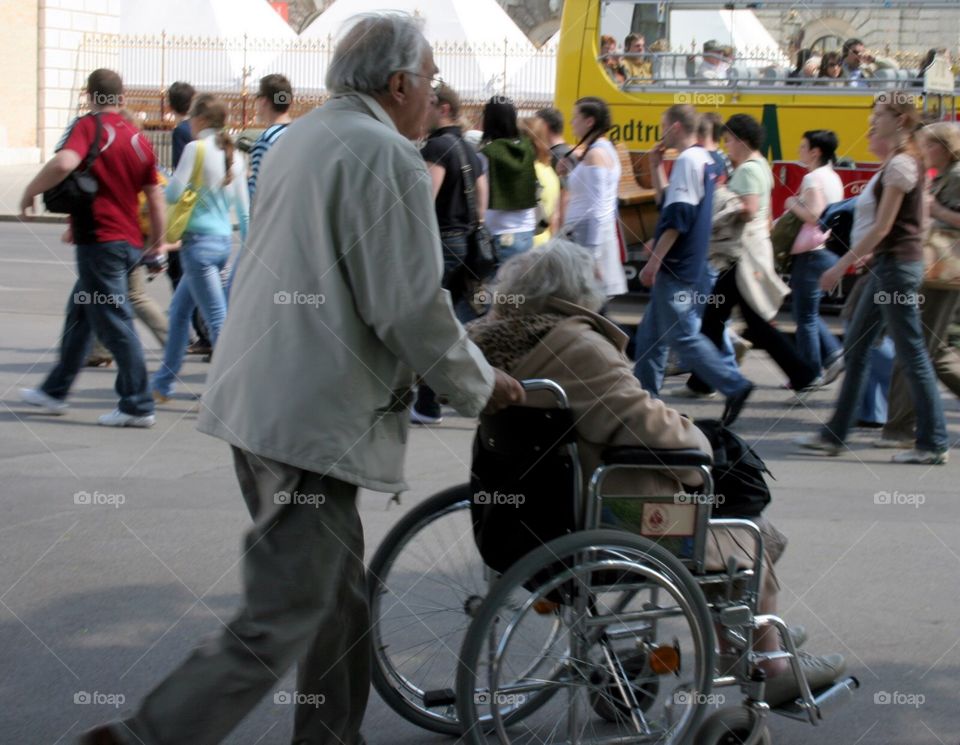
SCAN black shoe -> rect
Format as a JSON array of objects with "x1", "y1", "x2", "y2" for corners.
[{"x1": 722, "y1": 383, "x2": 753, "y2": 427}]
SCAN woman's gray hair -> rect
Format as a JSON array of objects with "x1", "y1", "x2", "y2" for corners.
[
  {"x1": 326, "y1": 13, "x2": 430, "y2": 95},
  {"x1": 491, "y1": 237, "x2": 607, "y2": 314}
]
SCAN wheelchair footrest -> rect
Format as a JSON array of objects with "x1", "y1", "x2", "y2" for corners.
[
  {"x1": 773, "y1": 676, "x2": 859, "y2": 722},
  {"x1": 422, "y1": 688, "x2": 457, "y2": 708}
]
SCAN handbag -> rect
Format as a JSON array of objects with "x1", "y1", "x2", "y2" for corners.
[
  {"x1": 923, "y1": 227, "x2": 960, "y2": 288},
  {"x1": 770, "y1": 210, "x2": 803, "y2": 274},
  {"x1": 43, "y1": 113, "x2": 103, "y2": 215},
  {"x1": 165, "y1": 141, "x2": 206, "y2": 243},
  {"x1": 452, "y1": 139, "x2": 498, "y2": 281}
]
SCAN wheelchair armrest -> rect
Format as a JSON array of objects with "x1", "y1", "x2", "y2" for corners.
[{"x1": 601, "y1": 447, "x2": 713, "y2": 468}]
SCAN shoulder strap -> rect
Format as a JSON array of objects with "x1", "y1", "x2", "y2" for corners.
[
  {"x1": 188, "y1": 141, "x2": 205, "y2": 190},
  {"x1": 78, "y1": 113, "x2": 104, "y2": 174},
  {"x1": 451, "y1": 138, "x2": 480, "y2": 229}
]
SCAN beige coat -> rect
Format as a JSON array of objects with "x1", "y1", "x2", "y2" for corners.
[
  {"x1": 471, "y1": 298, "x2": 712, "y2": 496},
  {"x1": 197, "y1": 93, "x2": 494, "y2": 492}
]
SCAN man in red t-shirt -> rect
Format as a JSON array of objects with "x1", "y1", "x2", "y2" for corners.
[{"x1": 19, "y1": 68, "x2": 167, "y2": 427}]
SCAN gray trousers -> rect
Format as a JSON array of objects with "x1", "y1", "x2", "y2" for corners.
[
  {"x1": 883, "y1": 287, "x2": 960, "y2": 440},
  {"x1": 89, "y1": 265, "x2": 169, "y2": 359},
  {"x1": 116, "y1": 446, "x2": 369, "y2": 744}
]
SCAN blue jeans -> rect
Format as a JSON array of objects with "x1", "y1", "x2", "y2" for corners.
[
  {"x1": 790, "y1": 250, "x2": 842, "y2": 371},
  {"x1": 634, "y1": 272, "x2": 751, "y2": 397},
  {"x1": 41, "y1": 242, "x2": 153, "y2": 416},
  {"x1": 493, "y1": 230, "x2": 535, "y2": 265},
  {"x1": 822, "y1": 255, "x2": 947, "y2": 451},
  {"x1": 153, "y1": 233, "x2": 231, "y2": 397}
]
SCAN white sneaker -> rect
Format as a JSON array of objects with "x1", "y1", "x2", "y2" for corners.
[
  {"x1": 821, "y1": 356, "x2": 845, "y2": 386},
  {"x1": 19, "y1": 387, "x2": 68, "y2": 415},
  {"x1": 872, "y1": 435, "x2": 914, "y2": 449},
  {"x1": 891, "y1": 449, "x2": 948, "y2": 465},
  {"x1": 409, "y1": 408, "x2": 443, "y2": 425},
  {"x1": 98, "y1": 409, "x2": 156, "y2": 428}
]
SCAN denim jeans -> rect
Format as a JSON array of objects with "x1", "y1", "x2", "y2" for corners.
[
  {"x1": 790, "y1": 250, "x2": 842, "y2": 371},
  {"x1": 493, "y1": 230, "x2": 535, "y2": 265},
  {"x1": 153, "y1": 233, "x2": 231, "y2": 397},
  {"x1": 634, "y1": 271, "x2": 751, "y2": 398},
  {"x1": 822, "y1": 255, "x2": 948, "y2": 452},
  {"x1": 41, "y1": 242, "x2": 153, "y2": 416}
]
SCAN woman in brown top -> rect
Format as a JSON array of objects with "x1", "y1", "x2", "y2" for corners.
[
  {"x1": 797, "y1": 94, "x2": 949, "y2": 463},
  {"x1": 879, "y1": 122, "x2": 960, "y2": 446}
]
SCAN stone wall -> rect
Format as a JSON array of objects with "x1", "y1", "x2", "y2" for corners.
[
  {"x1": 38, "y1": 0, "x2": 120, "y2": 160},
  {"x1": 754, "y1": 7, "x2": 960, "y2": 67},
  {"x1": 0, "y1": 0, "x2": 40, "y2": 164}
]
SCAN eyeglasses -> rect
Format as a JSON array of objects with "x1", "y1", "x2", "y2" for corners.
[{"x1": 408, "y1": 73, "x2": 444, "y2": 93}]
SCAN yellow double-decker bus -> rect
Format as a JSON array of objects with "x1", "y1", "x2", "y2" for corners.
[{"x1": 554, "y1": 0, "x2": 957, "y2": 165}]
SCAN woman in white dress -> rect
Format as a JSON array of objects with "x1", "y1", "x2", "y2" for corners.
[{"x1": 562, "y1": 97, "x2": 628, "y2": 297}]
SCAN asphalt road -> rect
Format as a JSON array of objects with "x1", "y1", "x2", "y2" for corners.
[{"x1": 1, "y1": 223, "x2": 958, "y2": 745}]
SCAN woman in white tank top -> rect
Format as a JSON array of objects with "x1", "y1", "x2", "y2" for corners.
[{"x1": 562, "y1": 97, "x2": 627, "y2": 297}]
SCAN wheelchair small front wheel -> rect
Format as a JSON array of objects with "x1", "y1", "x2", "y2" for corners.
[{"x1": 695, "y1": 706, "x2": 772, "y2": 745}]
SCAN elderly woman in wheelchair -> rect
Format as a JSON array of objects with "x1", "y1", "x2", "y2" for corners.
[{"x1": 367, "y1": 238, "x2": 856, "y2": 744}]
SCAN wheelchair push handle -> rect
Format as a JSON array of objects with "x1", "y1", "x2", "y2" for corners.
[{"x1": 519, "y1": 378, "x2": 571, "y2": 409}]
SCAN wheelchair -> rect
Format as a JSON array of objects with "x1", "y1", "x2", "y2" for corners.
[{"x1": 368, "y1": 380, "x2": 858, "y2": 744}]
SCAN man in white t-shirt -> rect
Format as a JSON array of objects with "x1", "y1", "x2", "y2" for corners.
[{"x1": 633, "y1": 104, "x2": 753, "y2": 425}]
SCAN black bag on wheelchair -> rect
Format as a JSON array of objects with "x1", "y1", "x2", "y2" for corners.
[
  {"x1": 694, "y1": 419, "x2": 772, "y2": 518},
  {"x1": 470, "y1": 405, "x2": 579, "y2": 575}
]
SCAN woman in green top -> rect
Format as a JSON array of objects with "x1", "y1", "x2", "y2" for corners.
[
  {"x1": 686, "y1": 114, "x2": 820, "y2": 397},
  {"x1": 480, "y1": 98, "x2": 539, "y2": 264}
]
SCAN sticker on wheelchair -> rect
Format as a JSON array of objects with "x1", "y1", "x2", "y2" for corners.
[
  {"x1": 640, "y1": 502, "x2": 697, "y2": 559},
  {"x1": 640, "y1": 502, "x2": 696, "y2": 537}
]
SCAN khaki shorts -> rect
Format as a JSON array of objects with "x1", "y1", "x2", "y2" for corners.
[{"x1": 704, "y1": 516, "x2": 786, "y2": 597}]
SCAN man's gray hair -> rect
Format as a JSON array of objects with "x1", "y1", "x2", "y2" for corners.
[
  {"x1": 326, "y1": 13, "x2": 431, "y2": 95},
  {"x1": 492, "y1": 238, "x2": 607, "y2": 314}
]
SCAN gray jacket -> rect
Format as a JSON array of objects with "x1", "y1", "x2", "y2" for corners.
[{"x1": 197, "y1": 93, "x2": 494, "y2": 492}]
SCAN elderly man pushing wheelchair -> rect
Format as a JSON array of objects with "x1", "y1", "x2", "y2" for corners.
[{"x1": 81, "y1": 12, "x2": 523, "y2": 745}]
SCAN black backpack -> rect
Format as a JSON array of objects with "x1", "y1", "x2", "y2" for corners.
[{"x1": 694, "y1": 419, "x2": 773, "y2": 517}]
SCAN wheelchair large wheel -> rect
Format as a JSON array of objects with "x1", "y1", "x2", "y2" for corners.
[
  {"x1": 368, "y1": 484, "x2": 562, "y2": 734},
  {"x1": 456, "y1": 529, "x2": 715, "y2": 745}
]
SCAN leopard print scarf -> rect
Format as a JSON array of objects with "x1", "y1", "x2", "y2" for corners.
[{"x1": 467, "y1": 312, "x2": 568, "y2": 374}]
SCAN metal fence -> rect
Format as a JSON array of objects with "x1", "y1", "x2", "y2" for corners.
[{"x1": 76, "y1": 32, "x2": 559, "y2": 130}]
